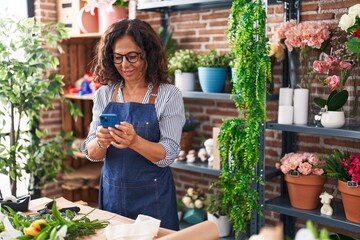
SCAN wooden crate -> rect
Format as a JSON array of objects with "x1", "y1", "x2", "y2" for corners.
[
  {"x1": 57, "y1": 0, "x2": 84, "y2": 36},
  {"x1": 60, "y1": 37, "x2": 98, "y2": 138}
]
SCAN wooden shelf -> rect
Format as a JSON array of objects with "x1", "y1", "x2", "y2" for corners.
[{"x1": 64, "y1": 94, "x2": 94, "y2": 100}]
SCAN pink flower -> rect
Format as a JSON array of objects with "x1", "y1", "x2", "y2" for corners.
[
  {"x1": 339, "y1": 61, "x2": 352, "y2": 70},
  {"x1": 312, "y1": 168, "x2": 324, "y2": 176},
  {"x1": 298, "y1": 162, "x2": 312, "y2": 175},
  {"x1": 325, "y1": 75, "x2": 341, "y2": 90},
  {"x1": 278, "y1": 152, "x2": 325, "y2": 176}
]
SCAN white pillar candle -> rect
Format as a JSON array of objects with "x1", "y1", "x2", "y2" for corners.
[
  {"x1": 293, "y1": 88, "x2": 309, "y2": 125},
  {"x1": 279, "y1": 88, "x2": 294, "y2": 106},
  {"x1": 278, "y1": 106, "x2": 294, "y2": 124}
]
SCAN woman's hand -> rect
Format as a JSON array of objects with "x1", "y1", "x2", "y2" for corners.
[
  {"x1": 96, "y1": 125, "x2": 114, "y2": 149},
  {"x1": 109, "y1": 121, "x2": 138, "y2": 149}
]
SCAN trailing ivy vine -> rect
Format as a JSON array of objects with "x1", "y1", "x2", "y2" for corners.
[{"x1": 218, "y1": 0, "x2": 271, "y2": 235}]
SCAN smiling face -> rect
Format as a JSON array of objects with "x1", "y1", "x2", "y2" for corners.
[{"x1": 113, "y1": 35, "x2": 147, "y2": 84}]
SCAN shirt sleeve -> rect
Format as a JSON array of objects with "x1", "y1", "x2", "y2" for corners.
[
  {"x1": 80, "y1": 86, "x2": 111, "y2": 162},
  {"x1": 154, "y1": 85, "x2": 185, "y2": 167}
]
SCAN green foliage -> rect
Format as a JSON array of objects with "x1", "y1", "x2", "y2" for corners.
[
  {"x1": 198, "y1": 49, "x2": 231, "y2": 68},
  {"x1": 113, "y1": 0, "x2": 129, "y2": 7},
  {"x1": 168, "y1": 50, "x2": 199, "y2": 76},
  {"x1": 314, "y1": 89, "x2": 349, "y2": 111},
  {"x1": 217, "y1": 0, "x2": 271, "y2": 235},
  {"x1": 204, "y1": 191, "x2": 229, "y2": 216},
  {"x1": 0, "y1": 15, "x2": 79, "y2": 196},
  {"x1": 317, "y1": 150, "x2": 350, "y2": 182}
]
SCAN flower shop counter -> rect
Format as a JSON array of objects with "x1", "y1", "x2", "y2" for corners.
[{"x1": 27, "y1": 197, "x2": 219, "y2": 240}]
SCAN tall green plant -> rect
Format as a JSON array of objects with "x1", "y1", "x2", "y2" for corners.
[
  {"x1": 0, "y1": 15, "x2": 80, "y2": 197},
  {"x1": 218, "y1": 0, "x2": 271, "y2": 235}
]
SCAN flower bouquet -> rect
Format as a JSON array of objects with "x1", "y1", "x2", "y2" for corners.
[
  {"x1": 312, "y1": 55, "x2": 352, "y2": 112},
  {"x1": 181, "y1": 186, "x2": 206, "y2": 225},
  {"x1": 277, "y1": 152, "x2": 327, "y2": 209},
  {"x1": 318, "y1": 150, "x2": 360, "y2": 223},
  {"x1": 339, "y1": 4, "x2": 360, "y2": 54},
  {"x1": 271, "y1": 20, "x2": 331, "y2": 88}
]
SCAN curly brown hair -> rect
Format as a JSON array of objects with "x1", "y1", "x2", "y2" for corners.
[{"x1": 92, "y1": 19, "x2": 169, "y2": 85}]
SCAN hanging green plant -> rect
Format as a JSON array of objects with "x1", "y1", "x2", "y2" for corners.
[{"x1": 218, "y1": 0, "x2": 271, "y2": 235}]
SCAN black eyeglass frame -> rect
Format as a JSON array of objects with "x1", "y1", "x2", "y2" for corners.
[{"x1": 112, "y1": 51, "x2": 143, "y2": 64}]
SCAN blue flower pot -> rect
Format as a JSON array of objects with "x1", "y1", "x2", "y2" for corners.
[
  {"x1": 198, "y1": 67, "x2": 227, "y2": 93},
  {"x1": 183, "y1": 208, "x2": 205, "y2": 225}
]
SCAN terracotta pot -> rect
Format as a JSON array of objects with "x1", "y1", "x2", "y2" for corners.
[
  {"x1": 285, "y1": 173, "x2": 326, "y2": 210},
  {"x1": 180, "y1": 131, "x2": 195, "y2": 153},
  {"x1": 98, "y1": 4, "x2": 127, "y2": 33},
  {"x1": 338, "y1": 180, "x2": 360, "y2": 223}
]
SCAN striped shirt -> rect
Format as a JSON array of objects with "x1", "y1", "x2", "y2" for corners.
[{"x1": 80, "y1": 81, "x2": 185, "y2": 167}]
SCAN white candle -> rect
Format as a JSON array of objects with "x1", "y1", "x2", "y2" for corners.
[
  {"x1": 279, "y1": 88, "x2": 294, "y2": 106},
  {"x1": 293, "y1": 88, "x2": 309, "y2": 125},
  {"x1": 278, "y1": 106, "x2": 294, "y2": 124}
]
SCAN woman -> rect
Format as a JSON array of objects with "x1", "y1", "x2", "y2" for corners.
[{"x1": 80, "y1": 19, "x2": 185, "y2": 230}]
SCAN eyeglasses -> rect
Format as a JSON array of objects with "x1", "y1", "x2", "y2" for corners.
[{"x1": 112, "y1": 51, "x2": 142, "y2": 64}]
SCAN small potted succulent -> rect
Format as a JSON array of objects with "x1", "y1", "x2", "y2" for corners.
[
  {"x1": 197, "y1": 49, "x2": 231, "y2": 93},
  {"x1": 168, "y1": 50, "x2": 199, "y2": 91},
  {"x1": 205, "y1": 191, "x2": 232, "y2": 237}
]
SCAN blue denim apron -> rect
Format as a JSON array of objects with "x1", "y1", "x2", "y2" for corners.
[{"x1": 98, "y1": 84, "x2": 179, "y2": 230}]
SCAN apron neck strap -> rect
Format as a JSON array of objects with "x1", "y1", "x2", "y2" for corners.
[
  {"x1": 111, "y1": 83, "x2": 159, "y2": 103},
  {"x1": 149, "y1": 84, "x2": 159, "y2": 104},
  {"x1": 112, "y1": 83, "x2": 121, "y2": 102}
]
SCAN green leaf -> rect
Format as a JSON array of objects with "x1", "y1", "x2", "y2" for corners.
[
  {"x1": 327, "y1": 90, "x2": 349, "y2": 111},
  {"x1": 314, "y1": 97, "x2": 327, "y2": 108}
]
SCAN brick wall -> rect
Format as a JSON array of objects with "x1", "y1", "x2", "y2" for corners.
[{"x1": 35, "y1": 0, "x2": 360, "y2": 237}]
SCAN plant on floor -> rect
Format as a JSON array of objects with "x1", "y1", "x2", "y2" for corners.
[
  {"x1": 218, "y1": 0, "x2": 271, "y2": 235},
  {"x1": 0, "y1": 15, "x2": 81, "y2": 198}
]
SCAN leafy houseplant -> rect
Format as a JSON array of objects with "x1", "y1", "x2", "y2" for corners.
[
  {"x1": 0, "y1": 15, "x2": 78, "y2": 198},
  {"x1": 169, "y1": 50, "x2": 199, "y2": 91},
  {"x1": 180, "y1": 109, "x2": 197, "y2": 153},
  {"x1": 318, "y1": 150, "x2": 360, "y2": 223},
  {"x1": 197, "y1": 49, "x2": 231, "y2": 93},
  {"x1": 205, "y1": 191, "x2": 232, "y2": 238},
  {"x1": 168, "y1": 50, "x2": 199, "y2": 76},
  {"x1": 218, "y1": 0, "x2": 271, "y2": 235}
]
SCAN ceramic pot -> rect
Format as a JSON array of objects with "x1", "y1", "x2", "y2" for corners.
[
  {"x1": 338, "y1": 180, "x2": 360, "y2": 223},
  {"x1": 183, "y1": 208, "x2": 205, "y2": 225},
  {"x1": 198, "y1": 67, "x2": 227, "y2": 93},
  {"x1": 321, "y1": 111, "x2": 345, "y2": 128},
  {"x1": 207, "y1": 212, "x2": 232, "y2": 237},
  {"x1": 175, "y1": 71, "x2": 196, "y2": 91},
  {"x1": 98, "y1": 4, "x2": 127, "y2": 33},
  {"x1": 78, "y1": 7, "x2": 99, "y2": 33},
  {"x1": 285, "y1": 173, "x2": 326, "y2": 210}
]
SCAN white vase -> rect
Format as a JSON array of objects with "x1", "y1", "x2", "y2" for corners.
[
  {"x1": 175, "y1": 70, "x2": 196, "y2": 91},
  {"x1": 321, "y1": 110, "x2": 345, "y2": 128},
  {"x1": 207, "y1": 212, "x2": 232, "y2": 237}
]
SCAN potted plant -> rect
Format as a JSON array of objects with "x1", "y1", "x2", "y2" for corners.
[
  {"x1": 0, "y1": 16, "x2": 78, "y2": 208},
  {"x1": 168, "y1": 50, "x2": 199, "y2": 91},
  {"x1": 205, "y1": 191, "x2": 232, "y2": 237},
  {"x1": 180, "y1": 108, "x2": 198, "y2": 153},
  {"x1": 181, "y1": 185, "x2": 206, "y2": 225},
  {"x1": 277, "y1": 152, "x2": 327, "y2": 210},
  {"x1": 318, "y1": 150, "x2": 360, "y2": 223},
  {"x1": 217, "y1": 0, "x2": 271, "y2": 236},
  {"x1": 83, "y1": 0, "x2": 129, "y2": 33},
  {"x1": 197, "y1": 49, "x2": 231, "y2": 93}
]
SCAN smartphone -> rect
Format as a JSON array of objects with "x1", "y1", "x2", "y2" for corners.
[{"x1": 99, "y1": 114, "x2": 119, "y2": 128}]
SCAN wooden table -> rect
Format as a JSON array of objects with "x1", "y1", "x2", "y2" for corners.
[{"x1": 28, "y1": 197, "x2": 218, "y2": 240}]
